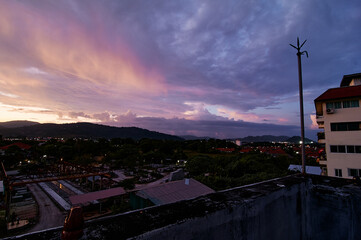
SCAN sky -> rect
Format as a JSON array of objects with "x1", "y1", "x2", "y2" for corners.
[{"x1": 0, "y1": 0, "x2": 360, "y2": 139}]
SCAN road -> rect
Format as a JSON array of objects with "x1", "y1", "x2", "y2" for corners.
[{"x1": 27, "y1": 183, "x2": 66, "y2": 233}]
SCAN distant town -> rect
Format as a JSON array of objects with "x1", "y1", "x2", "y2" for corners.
[{"x1": 0, "y1": 130, "x2": 324, "y2": 237}]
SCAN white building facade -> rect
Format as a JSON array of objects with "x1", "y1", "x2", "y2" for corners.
[{"x1": 315, "y1": 73, "x2": 361, "y2": 178}]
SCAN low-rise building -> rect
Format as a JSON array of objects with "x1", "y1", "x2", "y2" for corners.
[
  {"x1": 314, "y1": 72, "x2": 361, "y2": 178},
  {"x1": 130, "y1": 178, "x2": 214, "y2": 209}
]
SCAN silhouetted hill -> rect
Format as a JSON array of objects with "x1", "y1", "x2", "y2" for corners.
[
  {"x1": 238, "y1": 135, "x2": 290, "y2": 143},
  {"x1": 231, "y1": 135, "x2": 315, "y2": 143},
  {"x1": 180, "y1": 135, "x2": 211, "y2": 140},
  {"x1": 0, "y1": 120, "x2": 40, "y2": 128},
  {"x1": 286, "y1": 136, "x2": 314, "y2": 144},
  {"x1": 0, "y1": 122, "x2": 183, "y2": 140}
]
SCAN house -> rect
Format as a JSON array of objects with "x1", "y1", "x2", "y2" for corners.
[
  {"x1": 0, "y1": 142, "x2": 31, "y2": 150},
  {"x1": 130, "y1": 178, "x2": 215, "y2": 209},
  {"x1": 288, "y1": 164, "x2": 322, "y2": 175},
  {"x1": 216, "y1": 148, "x2": 235, "y2": 153},
  {"x1": 314, "y1": 72, "x2": 361, "y2": 178},
  {"x1": 69, "y1": 187, "x2": 125, "y2": 206}
]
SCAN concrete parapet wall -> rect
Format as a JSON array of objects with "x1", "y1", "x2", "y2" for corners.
[{"x1": 6, "y1": 175, "x2": 361, "y2": 240}]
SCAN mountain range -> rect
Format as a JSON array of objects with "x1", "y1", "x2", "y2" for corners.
[
  {"x1": 0, "y1": 121, "x2": 182, "y2": 140},
  {"x1": 0, "y1": 121, "x2": 314, "y2": 143},
  {"x1": 235, "y1": 135, "x2": 314, "y2": 144}
]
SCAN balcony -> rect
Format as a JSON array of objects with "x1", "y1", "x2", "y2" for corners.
[
  {"x1": 319, "y1": 160, "x2": 327, "y2": 165},
  {"x1": 316, "y1": 115, "x2": 324, "y2": 128},
  {"x1": 316, "y1": 115, "x2": 324, "y2": 121},
  {"x1": 317, "y1": 132, "x2": 325, "y2": 143}
]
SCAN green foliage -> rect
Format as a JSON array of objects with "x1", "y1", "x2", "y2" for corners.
[
  {"x1": 187, "y1": 153, "x2": 291, "y2": 190},
  {"x1": 74, "y1": 154, "x2": 93, "y2": 165},
  {"x1": 110, "y1": 201, "x2": 130, "y2": 214},
  {"x1": 119, "y1": 178, "x2": 136, "y2": 190},
  {"x1": 186, "y1": 155, "x2": 213, "y2": 176},
  {"x1": 0, "y1": 137, "x2": 301, "y2": 192},
  {"x1": 0, "y1": 216, "x2": 6, "y2": 236}
]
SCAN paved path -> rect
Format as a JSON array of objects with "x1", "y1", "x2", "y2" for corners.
[{"x1": 27, "y1": 183, "x2": 66, "y2": 233}]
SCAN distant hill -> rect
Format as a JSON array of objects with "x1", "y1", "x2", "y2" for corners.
[
  {"x1": 180, "y1": 135, "x2": 211, "y2": 140},
  {"x1": 0, "y1": 120, "x2": 40, "y2": 128},
  {"x1": 230, "y1": 135, "x2": 314, "y2": 143},
  {"x1": 0, "y1": 122, "x2": 183, "y2": 140},
  {"x1": 237, "y1": 135, "x2": 290, "y2": 143},
  {"x1": 285, "y1": 136, "x2": 314, "y2": 144}
]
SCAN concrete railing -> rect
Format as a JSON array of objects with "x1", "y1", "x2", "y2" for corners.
[{"x1": 5, "y1": 175, "x2": 361, "y2": 240}]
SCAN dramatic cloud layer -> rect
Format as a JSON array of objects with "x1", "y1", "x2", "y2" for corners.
[{"x1": 0, "y1": 0, "x2": 360, "y2": 139}]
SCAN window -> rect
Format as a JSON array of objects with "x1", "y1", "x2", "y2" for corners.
[
  {"x1": 326, "y1": 102, "x2": 333, "y2": 109},
  {"x1": 338, "y1": 145, "x2": 346, "y2": 153},
  {"x1": 351, "y1": 100, "x2": 359, "y2": 107},
  {"x1": 334, "y1": 102, "x2": 342, "y2": 109},
  {"x1": 356, "y1": 146, "x2": 361, "y2": 153},
  {"x1": 327, "y1": 100, "x2": 359, "y2": 109},
  {"x1": 331, "y1": 122, "x2": 361, "y2": 131},
  {"x1": 335, "y1": 169, "x2": 342, "y2": 177},
  {"x1": 348, "y1": 122, "x2": 360, "y2": 131},
  {"x1": 330, "y1": 145, "x2": 361, "y2": 153},
  {"x1": 330, "y1": 145, "x2": 338, "y2": 153},
  {"x1": 326, "y1": 101, "x2": 342, "y2": 109},
  {"x1": 338, "y1": 123, "x2": 347, "y2": 131},
  {"x1": 347, "y1": 145, "x2": 355, "y2": 153},
  {"x1": 343, "y1": 100, "x2": 359, "y2": 108},
  {"x1": 348, "y1": 168, "x2": 361, "y2": 177}
]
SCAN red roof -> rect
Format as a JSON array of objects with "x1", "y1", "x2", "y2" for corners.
[
  {"x1": 314, "y1": 85, "x2": 361, "y2": 102},
  {"x1": 240, "y1": 147, "x2": 253, "y2": 153},
  {"x1": 216, "y1": 148, "x2": 235, "y2": 152},
  {"x1": 257, "y1": 146, "x2": 286, "y2": 155},
  {"x1": 69, "y1": 187, "x2": 126, "y2": 205},
  {"x1": 0, "y1": 142, "x2": 31, "y2": 150}
]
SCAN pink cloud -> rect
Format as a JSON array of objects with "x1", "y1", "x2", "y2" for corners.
[
  {"x1": 309, "y1": 114, "x2": 318, "y2": 130},
  {"x1": 278, "y1": 118, "x2": 289, "y2": 123}
]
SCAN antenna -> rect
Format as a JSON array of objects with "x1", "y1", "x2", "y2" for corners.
[
  {"x1": 290, "y1": 37, "x2": 309, "y2": 58},
  {"x1": 290, "y1": 37, "x2": 308, "y2": 175}
]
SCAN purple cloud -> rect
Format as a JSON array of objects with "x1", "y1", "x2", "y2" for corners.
[{"x1": 0, "y1": 0, "x2": 360, "y2": 139}]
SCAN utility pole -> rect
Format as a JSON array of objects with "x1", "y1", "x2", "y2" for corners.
[{"x1": 290, "y1": 37, "x2": 308, "y2": 175}]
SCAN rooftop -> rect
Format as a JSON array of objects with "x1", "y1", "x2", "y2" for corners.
[
  {"x1": 0, "y1": 142, "x2": 31, "y2": 150},
  {"x1": 70, "y1": 187, "x2": 126, "y2": 205},
  {"x1": 6, "y1": 175, "x2": 361, "y2": 240},
  {"x1": 135, "y1": 178, "x2": 215, "y2": 205},
  {"x1": 314, "y1": 84, "x2": 361, "y2": 102},
  {"x1": 340, "y1": 72, "x2": 361, "y2": 87}
]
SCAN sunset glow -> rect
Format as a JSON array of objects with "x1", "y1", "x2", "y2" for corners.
[{"x1": 1, "y1": 1, "x2": 360, "y2": 138}]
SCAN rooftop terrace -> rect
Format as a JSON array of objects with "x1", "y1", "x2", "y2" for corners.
[{"x1": 6, "y1": 174, "x2": 361, "y2": 240}]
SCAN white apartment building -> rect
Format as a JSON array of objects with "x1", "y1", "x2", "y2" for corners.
[{"x1": 314, "y1": 73, "x2": 361, "y2": 178}]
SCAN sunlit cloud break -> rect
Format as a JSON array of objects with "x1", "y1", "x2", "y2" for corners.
[{"x1": 0, "y1": 0, "x2": 359, "y2": 139}]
